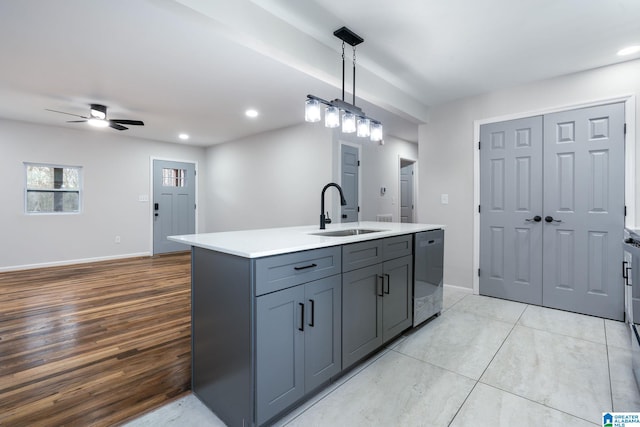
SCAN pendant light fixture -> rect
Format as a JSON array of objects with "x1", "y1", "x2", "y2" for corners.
[{"x1": 305, "y1": 27, "x2": 383, "y2": 142}]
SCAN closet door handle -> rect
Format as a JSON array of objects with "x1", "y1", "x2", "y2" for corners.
[
  {"x1": 525, "y1": 215, "x2": 542, "y2": 222},
  {"x1": 298, "y1": 303, "x2": 305, "y2": 332},
  {"x1": 545, "y1": 216, "x2": 562, "y2": 223}
]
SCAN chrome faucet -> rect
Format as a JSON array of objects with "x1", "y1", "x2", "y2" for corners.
[{"x1": 320, "y1": 183, "x2": 347, "y2": 229}]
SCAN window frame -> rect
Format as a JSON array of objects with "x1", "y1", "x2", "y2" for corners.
[{"x1": 24, "y1": 162, "x2": 83, "y2": 215}]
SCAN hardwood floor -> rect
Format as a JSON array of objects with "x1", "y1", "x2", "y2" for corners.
[{"x1": 0, "y1": 253, "x2": 192, "y2": 426}]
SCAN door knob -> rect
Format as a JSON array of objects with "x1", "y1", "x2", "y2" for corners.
[
  {"x1": 545, "y1": 216, "x2": 562, "y2": 223},
  {"x1": 525, "y1": 215, "x2": 542, "y2": 222}
]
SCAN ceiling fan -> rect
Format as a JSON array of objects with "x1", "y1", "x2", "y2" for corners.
[{"x1": 46, "y1": 104, "x2": 144, "y2": 131}]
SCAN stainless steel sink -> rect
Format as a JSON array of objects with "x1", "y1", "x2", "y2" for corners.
[{"x1": 310, "y1": 228, "x2": 385, "y2": 237}]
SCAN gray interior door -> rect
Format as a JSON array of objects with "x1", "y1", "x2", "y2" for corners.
[
  {"x1": 480, "y1": 103, "x2": 625, "y2": 320},
  {"x1": 400, "y1": 162, "x2": 414, "y2": 223},
  {"x1": 480, "y1": 116, "x2": 544, "y2": 304},
  {"x1": 341, "y1": 144, "x2": 359, "y2": 223},
  {"x1": 542, "y1": 103, "x2": 625, "y2": 320},
  {"x1": 153, "y1": 159, "x2": 196, "y2": 254}
]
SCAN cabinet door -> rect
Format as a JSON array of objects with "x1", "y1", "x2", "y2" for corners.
[
  {"x1": 256, "y1": 285, "x2": 305, "y2": 425},
  {"x1": 342, "y1": 263, "x2": 383, "y2": 369},
  {"x1": 382, "y1": 255, "x2": 413, "y2": 343},
  {"x1": 304, "y1": 275, "x2": 342, "y2": 391}
]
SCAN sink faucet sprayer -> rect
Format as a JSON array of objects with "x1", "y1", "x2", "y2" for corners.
[{"x1": 320, "y1": 183, "x2": 347, "y2": 230}]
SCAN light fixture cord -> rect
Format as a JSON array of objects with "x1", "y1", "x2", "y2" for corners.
[
  {"x1": 341, "y1": 41, "x2": 346, "y2": 102},
  {"x1": 352, "y1": 45, "x2": 357, "y2": 106}
]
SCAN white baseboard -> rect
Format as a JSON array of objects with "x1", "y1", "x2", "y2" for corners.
[
  {"x1": 444, "y1": 283, "x2": 474, "y2": 294},
  {"x1": 0, "y1": 252, "x2": 152, "y2": 273}
]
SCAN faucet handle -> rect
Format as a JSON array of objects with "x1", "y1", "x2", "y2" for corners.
[{"x1": 325, "y1": 211, "x2": 332, "y2": 224}]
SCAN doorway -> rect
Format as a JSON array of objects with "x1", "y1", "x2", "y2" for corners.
[
  {"x1": 341, "y1": 144, "x2": 359, "y2": 223},
  {"x1": 400, "y1": 159, "x2": 415, "y2": 223},
  {"x1": 479, "y1": 102, "x2": 625, "y2": 320},
  {"x1": 152, "y1": 159, "x2": 196, "y2": 255}
]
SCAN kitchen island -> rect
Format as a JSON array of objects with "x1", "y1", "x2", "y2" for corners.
[{"x1": 169, "y1": 221, "x2": 444, "y2": 427}]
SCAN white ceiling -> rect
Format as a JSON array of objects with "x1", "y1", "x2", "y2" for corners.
[{"x1": 1, "y1": 0, "x2": 639, "y2": 146}]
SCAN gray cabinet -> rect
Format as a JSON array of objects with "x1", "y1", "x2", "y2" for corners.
[
  {"x1": 256, "y1": 285, "x2": 304, "y2": 424},
  {"x1": 342, "y1": 263, "x2": 383, "y2": 369},
  {"x1": 381, "y1": 255, "x2": 413, "y2": 342},
  {"x1": 191, "y1": 232, "x2": 424, "y2": 427},
  {"x1": 256, "y1": 274, "x2": 341, "y2": 425},
  {"x1": 342, "y1": 236, "x2": 413, "y2": 369}
]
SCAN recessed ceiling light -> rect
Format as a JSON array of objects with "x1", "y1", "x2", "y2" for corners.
[
  {"x1": 178, "y1": 133, "x2": 189, "y2": 141},
  {"x1": 617, "y1": 45, "x2": 640, "y2": 56},
  {"x1": 245, "y1": 109, "x2": 259, "y2": 118}
]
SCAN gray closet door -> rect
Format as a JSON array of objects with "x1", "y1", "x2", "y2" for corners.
[
  {"x1": 341, "y1": 144, "x2": 359, "y2": 223},
  {"x1": 400, "y1": 163, "x2": 414, "y2": 223},
  {"x1": 542, "y1": 103, "x2": 625, "y2": 320},
  {"x1": 480, "y1": 116, "x2": 544, "y2": 304}
]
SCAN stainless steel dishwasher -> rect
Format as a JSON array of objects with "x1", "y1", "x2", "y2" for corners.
[
  {"x1": 623, "y1": 230, "x2": 640, "y2": 391},
  {"x1": 413, "y1": 229, "x2": 444, "y2": 327}
]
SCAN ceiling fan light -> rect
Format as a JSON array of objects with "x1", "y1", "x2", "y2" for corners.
[
  {"x1": 325, "y1": 106, "x2": 340, "y2": 128},
  {"x1": 342, "y1": 112, "x2": 356, "y2": 133},
  {"x1": 370, "y1": 122, "x2": 383, "y2": 142},
  {"x1": 88, "y1": 118, "x2": 108, "y2": 128},
  {"x1": 305, "y1": 98, "x2": 321, "y2": 122},
  {"x1": 356, "y1": 117, "x2": 370, "y2": 137},
  {"x1": 90, "y1": 106, "x2": 106, "y2": 120}
]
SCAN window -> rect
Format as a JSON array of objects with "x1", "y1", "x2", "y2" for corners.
[
  {"x1": 25, "y1": 163, "x2": 82, "y2": 214},
  {"x1": 162, "y1": 168, "x2": 186, "y2": 187}
]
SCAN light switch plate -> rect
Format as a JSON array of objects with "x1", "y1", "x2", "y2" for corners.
[
  {"x1": 138, "y1": 194, "x2": 149, "y2": 202},
  {"x1": 441, "y1": 194, "x2": 449, "y2": 204}
]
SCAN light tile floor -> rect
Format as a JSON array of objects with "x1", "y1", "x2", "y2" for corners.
[{"x1": 123, "y1": 286, "x2": 640, "y2": 427}]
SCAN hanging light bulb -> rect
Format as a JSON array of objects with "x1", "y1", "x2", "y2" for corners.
[
  {"x1": 342, "y1": 112, "x2": 356, "y2": 133},
  {"x1": 357, "y1": 117, "x2": 370, "y2": 137},
  {"x1": 305, "y1": 28, "x2": 383, "y2": 140},
  {"x1": 305, "y1": 98, "x2": 321, "y2": 122},
  {"x1": 325, "y1": 106, "x2": 340, "y2": 128},
  {"x1": 370, "y1": 122, "x2": 383, "y2": 142}
]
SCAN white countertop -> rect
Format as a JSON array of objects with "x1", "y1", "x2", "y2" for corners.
[{"x1": 168, "y1": 222, "x2": 444, "y2": 258}]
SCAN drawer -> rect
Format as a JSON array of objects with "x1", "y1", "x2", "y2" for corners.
[
  {"x1": 342, "y1": 239, "x2": 383, "y2": 272},
  {"x1": 255, "y1": 246, "x2": 341, "y2": 296},
  {"x1": 382, "y1": 234, "x2": 413, "y2": 261}
]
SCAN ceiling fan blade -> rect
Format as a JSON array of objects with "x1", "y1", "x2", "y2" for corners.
[
  {"x1": 109, "y1": 122, "x2": 128, "y2": 131},
  {"x1": 110, "y1": 119, "x2": 144, "y2": 126},
  {"x1": 67, "y1": 120, "x2": 87, "y2": 123},
  {"x1": 45, "y1": 108, "x2": 88, "y2": 119}
]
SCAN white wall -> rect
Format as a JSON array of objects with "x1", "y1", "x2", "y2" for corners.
[
  {"x1": 204, "y1": 123, "x2": 418, "y2": 232},
  {"x1": 204, "y1": 123, "x2": 334, "y2": 231},
  {"x1": 357, "y1": 136, "x2": 418, "y2": 222},
  {"x1": 0, "y1": 119, "x2": 206, "y2": 270},
  {"x1": 419, "y1": 58, "x2": 640, "y2": 290}
]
